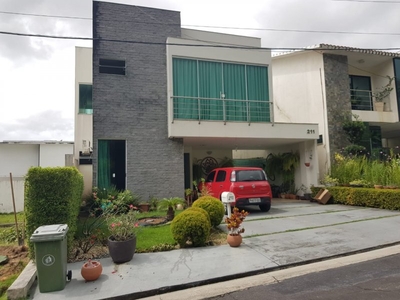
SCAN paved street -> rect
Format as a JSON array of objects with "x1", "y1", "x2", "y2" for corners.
[{"x1": 206, "y1": 253, "x2": 400, "y2": 300}]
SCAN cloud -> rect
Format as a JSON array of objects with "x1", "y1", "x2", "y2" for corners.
[
  {"x1": 0, "y1": 110, "x2": 74, "y2": 141},
  {"x1": 0, "y1": 0, "x2": 92, "y2": 64}
]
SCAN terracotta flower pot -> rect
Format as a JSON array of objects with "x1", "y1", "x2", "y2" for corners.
[
  {"x1": 81, "y1": 259, "x2": 102, "y2": 281},
  {"x1": 227, "y1": 234, "x2": 242, "y2": 247},
  {"x1": 108, "y1": 236, "x2": 137, "y2": 264}
]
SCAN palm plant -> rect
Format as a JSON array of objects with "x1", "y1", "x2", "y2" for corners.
[{"x1": 158, "y1": 197, "x2": 185, "y2": 221}]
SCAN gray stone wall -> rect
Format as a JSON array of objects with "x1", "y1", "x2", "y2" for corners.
[
  {"x1": 323, "y1": 54, "x2": 352, "y2": 160},
  {"x1": 92, "y1": 1, "x2": 184, "y2": 200}
]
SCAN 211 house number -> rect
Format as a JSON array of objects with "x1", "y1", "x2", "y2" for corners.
[{"x1": 307, "y1": 129, "x2": 315, "y2": 134}]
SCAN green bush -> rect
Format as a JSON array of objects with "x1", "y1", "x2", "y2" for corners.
[
  {"x1": 185, "y1": 207, "x2": 211, "y2": 225},
  {"x1": 311, "y1": 186, "x2": 400, "y2": 210},
  {"x1": 171, "y1": 208, "x2": 210, "y2": 247},
  {"x1": 192, "y1": 196, "x2": 225, "y2": 227},
  {"x1": 25, "y1": 167, "x2": 84, "y2": 258}
]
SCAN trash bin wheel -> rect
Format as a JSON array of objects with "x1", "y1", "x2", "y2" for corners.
[{"x1": 67, "y1": 270, "x2": 72, "y2": 281}]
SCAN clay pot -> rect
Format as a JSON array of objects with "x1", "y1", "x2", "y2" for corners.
[
  {"x1": 81, "y1": 259, "x2": 102, "y2": 281},
  {"x1": 227, "y1": 234, "x2": 242, "y2": 247}
]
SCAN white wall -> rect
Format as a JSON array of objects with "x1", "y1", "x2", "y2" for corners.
[
  {"x1": 0, "y1": 144, "x2": 39, "y2": 176},
  {"x1": 272, "y1": 51, "x2": 329, "y2": 177},
  {"x1": 40, "y1": 144, "x2": 73, "y2": 167},
  {"x1": 0, "y1": 177, "x2": 24, "y2": 213}
]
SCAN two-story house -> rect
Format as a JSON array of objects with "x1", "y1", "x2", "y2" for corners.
[
  {"x1": 273, "y1": 45, "x2": 400, "y2": 178},
  {"x1": 74, "y1": 1, "x2": 320, "y2": 199}
]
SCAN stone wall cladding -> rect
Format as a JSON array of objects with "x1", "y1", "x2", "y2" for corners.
[
  {"x1": 92, "y1": 1, "x2": 184, "y2": 200},
  {"x1": 323, "y1": 53, "x2": 352, "y2": 161}
]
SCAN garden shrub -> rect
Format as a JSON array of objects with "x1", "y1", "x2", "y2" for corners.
[
  {"x1": 171, "y1": 208, "x2": 210, "y2": 247},
  {"x1": 192, "y1": 196, "x2": 225, "y2": 227},
  {"x1": 25, "y1": 167, "x2": 84, "y2": 258},
  {"x1": 311, "y1": 186, "x2": 400, "y2": 210},
  {"x1": 185, "y1": 207, "x2": 211, "y2": 225}
]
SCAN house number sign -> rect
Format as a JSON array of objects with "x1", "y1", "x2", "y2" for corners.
[{"x1": 307, "y1": 129, "x2": 316, "y2": 134}]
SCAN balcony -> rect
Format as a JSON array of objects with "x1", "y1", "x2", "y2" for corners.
[
  {"x1": 171, "y1": 96, "x2": 272, "y2": 123},
  {"x1": 350, "y1": 89, "x2": 373, "y2": 111}
]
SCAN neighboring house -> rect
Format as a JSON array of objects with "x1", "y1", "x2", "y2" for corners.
[
  {"x1": 272, "y1": 44, "x2": 400, "y2": 178},
  {"x1": 0, "y1": 141, "x2": 73, "y2": 212},
  {"x1": 74, "y1": 1, "x2": 320, "y2": 201}
]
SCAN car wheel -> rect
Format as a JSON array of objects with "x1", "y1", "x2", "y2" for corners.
[{"x1": 259, "y1": 203, "x2": 271, "y2": 212}]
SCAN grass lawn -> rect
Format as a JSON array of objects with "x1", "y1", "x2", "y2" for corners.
[
  {"x1": 136, "y1": 224, "x2": 176, "y2": 252},
  {"x1": 0, "y1": 213, "x2": 24, "y2": 225}
]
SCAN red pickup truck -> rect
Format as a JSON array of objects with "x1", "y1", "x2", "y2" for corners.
[{"x1": 198, "y1": 167, "x2": 272, "y2": 212}]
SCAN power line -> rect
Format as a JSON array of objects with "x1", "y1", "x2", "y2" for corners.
[
  {"x1": 1, "y1": 30, "x2": 400, "y2": 53},
  {"x1": 1, "y1": 10, "x2": 400, "y2": 36},
  {"x1": 0, "y1": 11, "x2": 91, "y2": 20}
]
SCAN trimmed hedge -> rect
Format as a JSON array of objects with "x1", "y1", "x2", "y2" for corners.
[
  {"x1": 311, "y1": 186, "x2": 400, "y2": 210},
  {"x1": 192, "y1": 196, "x2": 225, "y2": 227},
  {"x1": 171, "y1": 208, "x2": 211, "y2": 247},
  {"x1": 25, "y1": 167, "x2": 84, "y2": 258}
]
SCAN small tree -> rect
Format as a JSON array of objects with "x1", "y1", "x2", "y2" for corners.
[{"x1": 158, "y1": 197, "x2": 185, "y2": 221}]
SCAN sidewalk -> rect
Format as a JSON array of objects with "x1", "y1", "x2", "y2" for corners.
[{"x1": 28, "y1": 201, "x2": 400, "y2": 299}]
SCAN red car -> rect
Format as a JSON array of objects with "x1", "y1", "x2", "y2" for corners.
[{"x1": 198, "y1": 167, "x2": 272, "y2": 212}]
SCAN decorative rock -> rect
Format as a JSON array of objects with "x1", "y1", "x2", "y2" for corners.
[{"x1": 0, "y1": 255, "x2": 8, "y2": 265}]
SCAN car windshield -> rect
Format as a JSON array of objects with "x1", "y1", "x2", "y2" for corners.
[{"x1": 236, "y1": 170, "x2": 266, "y2": 182}]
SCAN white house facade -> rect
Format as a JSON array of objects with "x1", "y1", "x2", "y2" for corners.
[{"x1": 273, "y1": 45, "x2": 400, "y2": 178}]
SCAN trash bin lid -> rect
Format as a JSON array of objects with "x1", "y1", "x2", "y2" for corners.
[{"x1": 30, "y1": 224, "x2": 69, "y2": 242}]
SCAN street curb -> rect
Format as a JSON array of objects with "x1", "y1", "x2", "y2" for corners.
[
  {"x1": 140, "y1": 244, "x2": 400, "y2": 300},
  {"x1": 101, "y1": 241, "x2": 400, "y2": 300},
  {"x1": 7, "y1": 260, "x2": 36, "y2": 300}
]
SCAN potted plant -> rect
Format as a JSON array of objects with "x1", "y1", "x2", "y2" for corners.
[
  {"x1": 225, "y1": 207, "x2": 249, "y2": 247},
  {"x1": 372, "y1": 76, "x2": 394, "y2": 112},
  {"x1": 107, "y1": 205, "x2": 140, "y2": 264},
  {"x1": 158, "y1": 197, "x2": 185, "y2": 221},
  {"x1": 138, "y1": 202, "x2": 151, "y2": 212}
]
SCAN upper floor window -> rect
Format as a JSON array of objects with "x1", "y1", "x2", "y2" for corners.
[
  {"x1": 79, "y1": 84, "x2": 93, "y2": 114},
  {"x1": 99, "y1": 58, "x2": 126, "y2": 75},
  {"x1": 172, "y1": 58, "x2": 270, "y2": 123},
  {"x1": 349, "y1": 75, "x2": 372, "y2": 111}
]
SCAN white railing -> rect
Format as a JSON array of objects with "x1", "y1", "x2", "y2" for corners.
[
  {"x1": 171, "y1": 96, "x2": 273, "y2": 124},
  {"x1": 350, "y1": 89, "x2": 373, "y2": 111}
]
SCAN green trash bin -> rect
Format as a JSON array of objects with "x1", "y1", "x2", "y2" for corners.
[{"x1": 30, "y1": 224, "x2": 71, "y2": 293}]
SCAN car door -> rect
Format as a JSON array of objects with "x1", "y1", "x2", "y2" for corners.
[
  {"x1": 204, "y1": 170, "x2": 217, "y2": 196},
  {"x1": 213, "y1": 170, "x2": 228, "y2": 198}
]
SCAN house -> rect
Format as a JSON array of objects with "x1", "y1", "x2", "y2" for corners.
[
  {"x1": 0, "y1": 140, "x2": 73, "y2": 212},
  {"x1": 272, "y1": 44, "x2": 400, "y2": 178},
  {"x1": 74, "y1": 1, "x2": 320, "y2": 200}
]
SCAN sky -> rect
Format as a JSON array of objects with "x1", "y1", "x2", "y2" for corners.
[{"x1": 0, "y1": 0, "x2": 399, "y2": 142}]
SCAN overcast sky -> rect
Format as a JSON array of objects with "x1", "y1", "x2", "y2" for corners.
[{"x1": 0, "y1": 0, "x2": 399, "y2": 142}]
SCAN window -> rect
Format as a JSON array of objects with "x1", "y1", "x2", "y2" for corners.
[
  {"x1": 79, "y1": 84, "x2": 93, "y2": 114},
  {"x1": 236, "y1": 170, "x2": 266, "y2": 182},
  {"x1": 349, "y1": 75, "x2": 372, "y2": 111},
  {"x1": 206, "y1": 171, "x2": 216, "y2": 182},
  {"x1": 216, "y1": 171, "x2": 226, "y2": 182},
  {"x1": 99, "y1": 59, "x2": 126, "y2": 75},
  {"x1": 172, "y1": 58, "x2": 270, "y2": 122}
]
